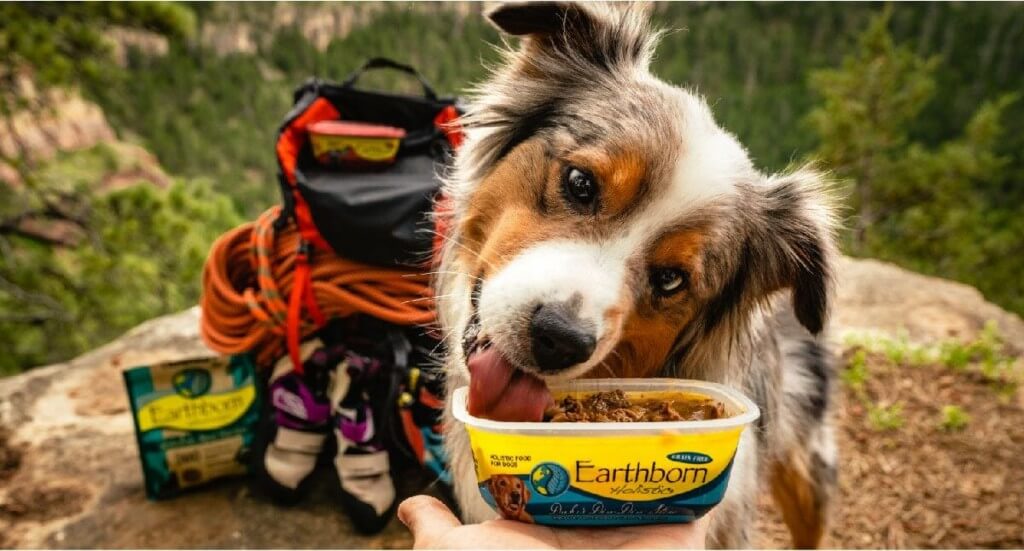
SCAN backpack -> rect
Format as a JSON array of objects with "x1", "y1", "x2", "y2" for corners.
[
  {"x1": 272, "y1": 57, "x2": 462, "y2": 373},
  {"x1": 275, "y1": 57, "x2": 462, "y2": 267},
  {"x1": 269, "y1": 58, "x2": 460, "y2": 492}
]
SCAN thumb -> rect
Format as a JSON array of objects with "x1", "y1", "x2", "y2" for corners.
[{"x1": 398, "y1": 495, "x2": 463, "y2": 548}]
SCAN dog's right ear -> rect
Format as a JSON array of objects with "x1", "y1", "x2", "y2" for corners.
[
  {"x1": 485, "y1": 2, "x2": 654, "y2": 71},
  {"x1": 487, "y1": 2, "x2": 591, "y2": 37}
]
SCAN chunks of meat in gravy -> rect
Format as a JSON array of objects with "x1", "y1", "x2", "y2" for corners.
[{"x1": 543, "y1": 390, "x2": 727, "y2": 423}]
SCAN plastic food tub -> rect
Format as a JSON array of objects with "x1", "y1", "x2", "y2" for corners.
[
  {"x1": 308, "y1": 120, "x2": 405, "y2": 167},
  {"x1": 451, "y1": 378, "x2": 760, "y2": 526}
]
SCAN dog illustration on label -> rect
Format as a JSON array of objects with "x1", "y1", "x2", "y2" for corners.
[{"x1": 486, "y1": 475, "x2": 533, "y2": 522}]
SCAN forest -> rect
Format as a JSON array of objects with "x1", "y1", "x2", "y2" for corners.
[{"x1": 1, "y1": 2, "x2": 1022, "y2": 373}]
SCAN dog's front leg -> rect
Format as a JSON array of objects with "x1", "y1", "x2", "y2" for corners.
[
  {"x1": 444, "y1": 417, "x2": 498, "y2": 523},
  {"x1": 706, "y1": 429, "x2": 761, "y2": 548},
  {"x1": 443, "y1": 383, "x2": 499, "y2": 524}
]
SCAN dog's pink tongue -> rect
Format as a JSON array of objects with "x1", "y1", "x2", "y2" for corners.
[{"x1": 467, "y1": 346, "x2": 550, "y2": 422}]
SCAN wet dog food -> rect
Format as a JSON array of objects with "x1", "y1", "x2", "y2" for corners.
[{"x1": 544, "y1": 390, "x2": 727, "y2": 423}]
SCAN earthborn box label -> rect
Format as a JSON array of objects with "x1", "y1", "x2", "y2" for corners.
[
  {"x1": 124, "y1": 355, "x2": 261, "y2": 499},
  {"x1": 469, "y1": 429, "x2": 741, "y2": 526}
]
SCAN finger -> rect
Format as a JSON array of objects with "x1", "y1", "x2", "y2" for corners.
[{"x1": 398, "y1": 495, "x2": 462, "y2": 547}]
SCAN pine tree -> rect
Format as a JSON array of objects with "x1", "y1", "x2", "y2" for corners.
[{"x1": 807, "y1": 8, "x2": 1023, "y2": 314}]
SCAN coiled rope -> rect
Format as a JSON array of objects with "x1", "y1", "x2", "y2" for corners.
[{"x1": 200, "y1": 206, "x2": 435, "y2": 366}]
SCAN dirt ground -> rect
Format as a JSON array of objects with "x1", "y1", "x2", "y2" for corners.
[
  {"x1": 2, "y1": 341, "x2": 1020, "y2": 548},
  {"x1": 756, "y1": 349, "x2": 1024, "y2": 549}
]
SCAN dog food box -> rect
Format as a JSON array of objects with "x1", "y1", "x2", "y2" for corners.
[
  {"x1": 452, "y1": 379, "x2": 760, "y2": 526},
  {"x1": 123, "y1": 354, "x2": 262, "y2": 499},
  {"x1": 308, "y1": 120, "x2": 406, "y2": 167}
]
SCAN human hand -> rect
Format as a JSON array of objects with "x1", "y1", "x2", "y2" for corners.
[{"x1": 397, "y1": 495, "x2": 709, "y2": 549}]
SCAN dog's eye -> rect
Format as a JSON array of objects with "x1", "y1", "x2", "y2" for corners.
[
  {"x1": 650, "y1": 267, "x2": 689, "y2": 296},
  {"x1": 561, "y1": 166, "x2": 598, "y2": 210}
]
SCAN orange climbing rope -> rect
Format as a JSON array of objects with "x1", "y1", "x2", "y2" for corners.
[{"x1": 199, "y1": 206, "x2": 436, "y2": 367}]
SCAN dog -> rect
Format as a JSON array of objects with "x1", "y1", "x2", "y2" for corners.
[
  {"x1": 486, "y1": 475, "x2": 535, "y2": 522},
  {"x1": 433, "y1": 2, "x2": 838, "y2": 548}
]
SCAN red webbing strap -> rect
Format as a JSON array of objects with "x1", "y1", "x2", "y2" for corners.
[
  {"x1": 400, "y1": 408, "x2": 426, "y2": 463},
  {"x1": 277, "y1": 97, "x2": 341, "y2": 186},
  {"x1": 430, "y1": 106, "x2": 462, "y2": 268},
  {"x1": 276, "y1": 97, "x2": 340, "y2": 253},
  {"x1": 433, "y1": 105, "x2": 464, "y2": 149},
  {"x1": 418, "y1": 386, "x2": 443, "y2": 409},
  {"x1": 286, "y1": 241, "x2": 326, "y2": 374}
]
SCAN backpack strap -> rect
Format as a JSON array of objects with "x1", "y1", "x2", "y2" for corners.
[
  {"x1": 276, "y1": 96, "x2": 341, "y2": 374},
  {"x1": 286, "y1": 240, "x2": 327, "y2": 375},
  {"x1": 433, "y1": 104, "x2": 464, "y2": 149},
  {"x1": 275, "y1": 96, "x2": 340, "y2": 253}
]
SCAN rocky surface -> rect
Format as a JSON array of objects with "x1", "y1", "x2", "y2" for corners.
[
  {"x1": 833, "y1": 257, "x2": 1024, "y2": 354},
  {"x1": 1, "y1": 256, "x2": 1022, "y2": 548}
]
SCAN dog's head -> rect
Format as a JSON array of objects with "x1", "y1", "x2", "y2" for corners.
[
  {"x1": 487, "y1": 475, "x2": 531, "y2": 518},
  {"x1": 439, "y1": 2, "x2": 836, "y2": 401}
]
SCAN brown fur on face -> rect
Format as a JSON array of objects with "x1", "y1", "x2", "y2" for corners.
[
  {"x1": 457, "y1": 135, "x2": 692, "y2": 373},
  {"x1": 459, "y1": 140, "x2": 560, "y2": 279},
  {"x1": 487, "y1": 475, "x2": 533, "y2": 522},
  {"x1": 459, "y1": 138, "x2": 665, "y2": 279},
  {"x1": 596, "y1": 227, "x2": 713, "y2": 378}
]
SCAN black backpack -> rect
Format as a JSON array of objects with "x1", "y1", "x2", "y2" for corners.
[{"x1": 274, "y1": 57, "x2": 463, "y2": 268}]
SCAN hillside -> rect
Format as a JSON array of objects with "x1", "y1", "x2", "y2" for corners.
[{"x1": 1, "y1": 256, "x2": 1021, "y2": 548}]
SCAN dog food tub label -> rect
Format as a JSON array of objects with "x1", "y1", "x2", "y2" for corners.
[{"x1": 468, "y1": 427, "x2": 743, "y2": 525}]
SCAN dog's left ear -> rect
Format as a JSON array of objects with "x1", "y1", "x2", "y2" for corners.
[{"x1": 746, "y1": 167, "x2": 837, "y2": 334}]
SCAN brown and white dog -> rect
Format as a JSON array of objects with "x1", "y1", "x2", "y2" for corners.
[
  {"x1": 433, "y1": 2, "x2": 838, "y2": 548},
  {"x1": 486, "y1": 475, "x2": 535, "y2": 523}
]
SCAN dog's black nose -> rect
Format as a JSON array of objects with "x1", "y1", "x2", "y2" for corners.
[
  {"x1": 530, "y1": 302, "x2": 596, "y2": 372},
  {"x1": 510, "y1": 491, "x2": 521, "y2": 503}
]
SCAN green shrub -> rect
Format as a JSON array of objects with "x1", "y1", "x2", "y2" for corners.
[
  {"x1": 939, "y1": 405, "x2": 970, "y2": 431},
  {"x1": 868, "y1": 403, "x2": 905, "y2": 431},
  {"x1": 842, "y1": 348, "x2": 870, "y2": 392}
]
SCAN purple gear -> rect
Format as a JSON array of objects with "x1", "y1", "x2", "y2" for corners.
[
  {"x1": 336, "y1": 402, "x2": 377, "y2": 447},
  {"x1": 269, "y1": 345, "x2": 344, "y2": 431}
]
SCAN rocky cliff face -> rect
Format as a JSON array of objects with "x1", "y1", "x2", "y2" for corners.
[
  {"x1": 0, "y1": 256, "x2": 1021, "y2": 548},
  {"x1": 0, "y1": 77, "x2": 116, "y2": 176},
  {"x1": 197, "y1": 2, "x2": 483, "y2": 56}
]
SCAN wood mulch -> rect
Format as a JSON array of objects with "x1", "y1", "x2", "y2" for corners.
[{"x1": 757, "y1": 348, "x2": 1024, "y2": 548}]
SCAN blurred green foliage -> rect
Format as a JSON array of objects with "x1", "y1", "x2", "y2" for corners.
[
  {"x1": 0, "y1": 5, "x2": 237, "y2": 372},
  {"x1": 939, "y1": 405, "x2": 970, "y2": 431},
  {"x1": 809, "y1": 7, "x2": 1024, "y2": 315},
  {"x1": 0, "y1": 146, "x2": 242, "y2": 374},
  {"x1": 0, "y1": 1, "x2": 194, "y2": 103},
  {"x1": 1, "y1": 2, "x2": 1023, "y2": 372}
]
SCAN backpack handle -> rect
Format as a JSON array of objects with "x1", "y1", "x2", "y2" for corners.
[{"x1": 341, "y1": 57, "x2": 438, "y2": 101}]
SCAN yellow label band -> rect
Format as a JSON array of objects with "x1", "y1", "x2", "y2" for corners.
[
  {"x1": 311, "y1": 135, "x2": 400, "y2": 161},
  {"x1": 137, "y1": 385, "x2": 256, "y2": 432},
  {"x1": 469, "y1": 428, "x2": 740, "y2": 500}
]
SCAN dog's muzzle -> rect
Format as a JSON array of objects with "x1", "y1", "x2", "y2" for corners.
[{"x1": 529, "y1": 301, "x2": 597, "y2": 372}]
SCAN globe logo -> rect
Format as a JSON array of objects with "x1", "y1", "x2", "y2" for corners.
[
  {"x1": 530, "y1": 462, "x2": 570, "y2": 497},
  {"x1": 172, "y1": 368, "x2": 212, "y2": 398}
]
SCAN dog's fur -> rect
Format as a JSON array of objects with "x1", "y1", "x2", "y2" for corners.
[
  {"x1": 433, "y1": 3, "x2": 838, "y2": 547},
  {"x1": 486, "y1": 475, "x2": 535, "y2": 522}
]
